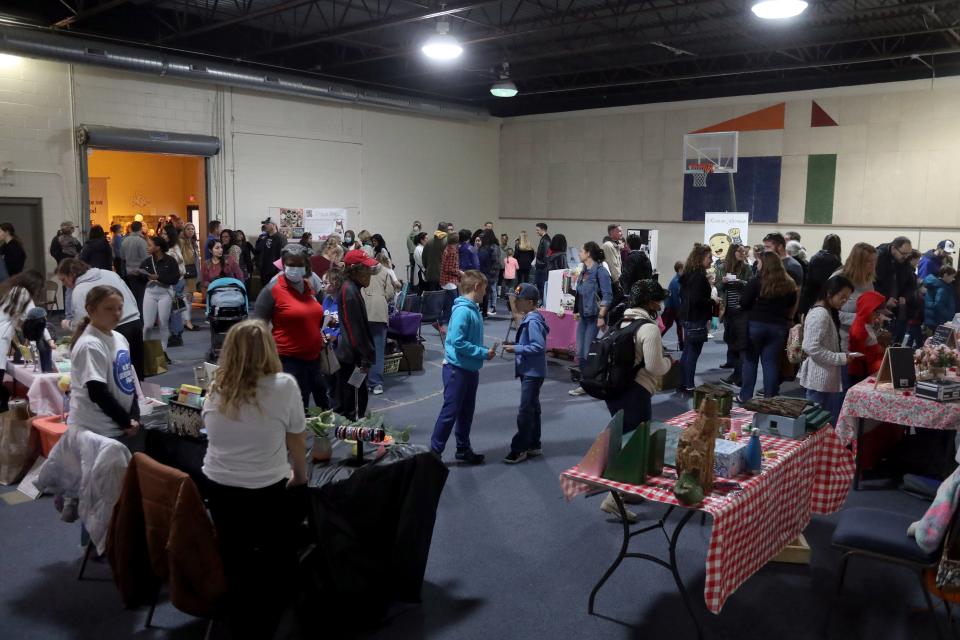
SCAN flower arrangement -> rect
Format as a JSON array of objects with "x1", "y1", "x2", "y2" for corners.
[{"x1": 915, "y1": 341, "x2": 960, "y2": 372}]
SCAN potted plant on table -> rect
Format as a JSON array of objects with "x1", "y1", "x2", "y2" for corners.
[{"x1": 306, "y1": 409, "x2": 339, "y2": 462}]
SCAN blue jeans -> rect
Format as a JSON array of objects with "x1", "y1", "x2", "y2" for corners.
[
  {"x1": 680, "y1": 320, "x2": 708, "y2": 389},
  {"x1": 741, "y1": 321, "x2": 788, "y2": 400},
  {"x1": 368, "y1": 322, "x2": 387, "y2": 388},
  {"x1": 576, "y1": 316, "x2": 600, "y2": 369},
  {"x1": 431, "y1": 364, "x2": 480, "y2": 454},
  {"x1": 281, "y1": 355, "x2": 327, "y2": 410},
  {"x1": 604, "y1": 381, "x2": 652, "y2": 434},
  {"x1": 805, "y1": 389, "x2": 843, "y2": 430},
  {"x1": 511, "y1": 375, "x2": 544, "y2": 454},
  {"x1": 535, "y1": 268, "x2": 548, "y2": 301},
  {"x1": 169, "y1": 279, "x2": 185, "y2": 336}
]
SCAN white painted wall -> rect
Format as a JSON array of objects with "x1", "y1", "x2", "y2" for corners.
[
  {"x1": 0, "y1": 58, "x2": 500, "y2": 276},
  {"x1": 499, "y1": 77, "x2": 960, "y2": 276}
]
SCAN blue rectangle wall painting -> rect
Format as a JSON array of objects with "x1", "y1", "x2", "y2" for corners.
[{"x1": 682, "y1": 156, "x2": 782, "y2": 223}]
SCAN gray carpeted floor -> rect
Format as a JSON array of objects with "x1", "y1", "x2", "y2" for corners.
[{"x1": 0, "y1": 310, "x2": 949, "y2": 640}]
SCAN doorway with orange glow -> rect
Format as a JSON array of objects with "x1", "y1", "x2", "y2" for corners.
[{"x1": 86, "y1": 150, "x2": 207, "y2": 238}]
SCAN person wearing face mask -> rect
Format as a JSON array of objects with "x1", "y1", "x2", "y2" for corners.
[
  {"x1": 252, "y1": 245, "x2": 329, "y2": 410},
  {"x1": 598, "y1": 279, "x2": 673, "y2": 521}
]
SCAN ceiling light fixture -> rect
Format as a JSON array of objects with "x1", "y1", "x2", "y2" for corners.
[
  {"x1": 421, "y1": 19, "x2": 462, "y2": 61},
  {"x1": 490, "y1": 63, "x2": 518, "y2": 98},
  {"x1": 751, "y1": 0, "x2": 808, "y2": 20},
  {"x1": 0, "y1": 53, "x2": 22, "y2": 69}
]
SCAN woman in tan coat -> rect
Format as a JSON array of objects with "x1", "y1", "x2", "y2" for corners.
[{"x1": 363, "y1": 255, "x2": 400, "y2": 395}]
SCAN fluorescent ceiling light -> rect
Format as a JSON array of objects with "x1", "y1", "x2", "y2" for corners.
[
  {"x1": 421, "y1": 21, "x2": 462, "y2": 61},
  {"x1": 0, "y1": 53, "x2": 22, "y2": 69},
  {"x1": 751, "y1": 0, "x2": 808, "y2": 20},
  {"x1": 490, "y1": 80, "x2": 518, "y2": 98}
]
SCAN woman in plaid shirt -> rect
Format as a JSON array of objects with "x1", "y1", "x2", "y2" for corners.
[{"x1": 439, "y1": 234, "x2": 462, "y2": 334}]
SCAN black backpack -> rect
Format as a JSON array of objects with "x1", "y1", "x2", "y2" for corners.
[{"x1": 579, "y1": 318, "x2": 651, "y2": 400}]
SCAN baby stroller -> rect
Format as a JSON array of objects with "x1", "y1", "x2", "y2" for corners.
[{"x1": 206, "y1": 277, "x2": 248, "y2": 361}]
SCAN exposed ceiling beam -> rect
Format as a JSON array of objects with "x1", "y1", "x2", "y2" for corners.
[
  {"x1": 156, "y1": 0, "x2": 318, "y2": 43},
  {"x1": 53, "y1": 0, "x2": 136, "y2": 28},
  {"x1": 247, "y1": 0, "x2": 505, "y2": 58}
]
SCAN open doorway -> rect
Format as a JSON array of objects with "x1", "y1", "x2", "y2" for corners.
[
  {"x1": 0, "y1": 197, "x2": 45, "y2": 275},
  {"x1": 85, "y1": 150, "x2": 207, "y2": 237}
]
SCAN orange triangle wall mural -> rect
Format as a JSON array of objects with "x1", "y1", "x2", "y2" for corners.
[
  {"x1": 692, "y1": 103, "x2": 785, "y2": 133},
  {"x1": 811, "y1": 101, "x2": 839, "y2": 127}
]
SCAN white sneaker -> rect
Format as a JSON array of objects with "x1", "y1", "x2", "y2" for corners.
[
  {"x1": 371, "y1": 385, "x2": 383, "y2": 395},
  {"x1": 488, "y1": 309, "x2": 497, "y2": 316},
  {"x1": 569, "y1": 386, "x2": 587, "y2": 397},
  {"x1": 600, "y1": 494, "x2": 638, "y2": 522}
]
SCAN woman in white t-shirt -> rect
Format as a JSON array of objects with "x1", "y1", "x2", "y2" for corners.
[
  {"x1": 201, "y1": 319, "x2": 307, "y2": 638},
  {"x1": 68, "y1": 285, "x2": 142, "y2": 450}
]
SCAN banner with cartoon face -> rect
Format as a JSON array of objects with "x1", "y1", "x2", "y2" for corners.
[{"x1": 704, "y1": 212, "x2": 749, "y2": 261}]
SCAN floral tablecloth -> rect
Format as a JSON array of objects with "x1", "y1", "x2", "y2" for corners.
[
  {"x1": 560, "y1": 408, "x2": 854, "y2": 614},
  {"x1": 836, "y1": 378, "x2": 960, "y2": 446}
]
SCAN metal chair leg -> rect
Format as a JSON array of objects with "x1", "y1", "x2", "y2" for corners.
[
  {"x1": 204, "y1": 618, "x2": 215, "y2": 640},
  {"x1": 77, "y1": 542, "x2": 93, "y2": 581},
  {"x1": 919, "y1": 571, "x2": 947, "y2": 640},
  {"x1": 836, "y1": 553, "x2": 851, "y2": 595}
]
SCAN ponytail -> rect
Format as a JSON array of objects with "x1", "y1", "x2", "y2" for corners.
[{"x1": 70, "y1": 317, "x2": 91, "y2": 354}]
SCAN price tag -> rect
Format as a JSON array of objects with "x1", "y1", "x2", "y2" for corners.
[{"x1": 348, "y1": 368, "x2": 367, "y2": 388}]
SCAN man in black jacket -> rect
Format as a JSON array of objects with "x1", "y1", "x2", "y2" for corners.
[
  {"x1": 620, "y1": 234, "x2": 653, "y2": 296},
  {"x1": 875, "y1": 236, "x2": 915, "y2": 344},
  {"x1": 421, "y1": 223, "x2": 448, "y2": 291},
  {"x1": 258, "y1": 221, "x2": 286, "y2": 282},
  {"x1": 534, "y1": 222, "x2": 550, "y2": 300}
]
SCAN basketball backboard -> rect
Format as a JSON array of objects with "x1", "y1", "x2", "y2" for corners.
[{"x1": 683, "y1": 131, "x2": 739, "y2": 175}]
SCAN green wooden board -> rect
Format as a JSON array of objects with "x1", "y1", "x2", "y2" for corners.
[{"x1": 804, "y1": 154, "x2": 837, "y2": 224}]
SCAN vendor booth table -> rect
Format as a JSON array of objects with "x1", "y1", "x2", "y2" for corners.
[
  {"x1": 542, "y1": 309, "x2": 576, "y2": 355},
  {"x1": 837, "y1": 378, "x2": 960, "y2": 490},
  {"x1": 560, "y1": 407, "x2": 854, "y2": 637},
  {"x1": 6, "y1": 362, "x2": 66, "y2": 416}
]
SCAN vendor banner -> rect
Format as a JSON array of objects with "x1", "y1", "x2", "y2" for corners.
[
  {"x1": 704, "y1": 213, "x2": 749, "y2": 261},
  {"x1": 267, "y1": 207, "x2": 348, "y2": 241}
]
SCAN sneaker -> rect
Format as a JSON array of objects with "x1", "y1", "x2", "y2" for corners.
[
  {"x1": 503, "y1": 450, "x2": 527, "y2": 464},
  {"x1": 569, "y1": 386, "x2": 587, "y2": 397},
  {"x1": 167, "y1": 334, "x2": 184, "y2": 347},
  {"x1": 488, "y1": 309, "x2": 497, "y2": 316},
  {"x1": 526, "y1": 447, "x2": 543, "y2": 458},
  {"x1": 600, "y1": 494, "x2": 638, "y2": 523},
  {"x1": 455, "y1": 448, "x2": 485, "y2": 465},
  {"x1": 371, "y1": 385, "x2": 383, "y2": 395},
  {"x1": 721, "y1": 374, "x2": 741, "y2": 386}
]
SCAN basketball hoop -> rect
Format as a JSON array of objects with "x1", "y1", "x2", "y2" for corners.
[{"x1": 688, "y1": 162, "x2": 715, "y2": 188}]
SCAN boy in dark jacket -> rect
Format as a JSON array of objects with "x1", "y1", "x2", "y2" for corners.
[
  {"x1": 503, "y1": 283, "x2": 549, "y2": 464},
  {"x1": 924, "y1": 266, "x2": 957, "y2": 331}
]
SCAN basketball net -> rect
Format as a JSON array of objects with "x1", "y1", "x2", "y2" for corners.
[{"x1": 688, "y1": 162, "x2": 716, "y2": 188}]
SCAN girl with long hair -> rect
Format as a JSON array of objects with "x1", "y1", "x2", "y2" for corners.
[
  {"x1": 371, "y1": 233, "x2": 392, "y2": 267},
  {"x1": 234, "y1": 229, "x2": 255, "y2": 281},
  {"x1": 178, "y1": 223, "x2": 200, "y2": 331},
  {"x1": 0, "y1": 270, "x2": 51, "y2": 410},
  {"x1": 201, "y1": 319, "x2": 307, "y2": 639},
  {"x1": 202, "y1": 241, "x2": 243, "y2": 287},
  {"x1": 837, "y1": 242, "x2": 878, "y2": 356},
  {"x1": 738, "y1": 252, "x2": 798, "y2": 403},
  {"x1": 716, "y1": 243, "x2": 752, "y2": 383},
  {"x1": 569, "y1": 241, "x2": 613, "y2": 397},
  {"x1": 68, "y1": 285, "x2": 141, "y2": 448},
  {"x1": 678, "y1": 243, "x2": 713, "y2": 393},
  {"x1": 798, "y1": 275, "x2": 858, "y2": 425}
]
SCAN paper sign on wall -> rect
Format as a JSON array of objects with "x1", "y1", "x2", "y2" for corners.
[
  {"x1": 303, "y1": 208, "x2": 347, "y2": 240},
  {"x1": 704, "y1": 212, "x2": 749, "y2": 261}
]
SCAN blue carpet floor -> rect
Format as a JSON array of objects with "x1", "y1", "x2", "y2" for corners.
[{"x1": 0, "y1": 310, "x2": 949, "y2": 640}]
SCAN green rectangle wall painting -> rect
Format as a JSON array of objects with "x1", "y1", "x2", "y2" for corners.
[{"x1": 804, "y1": 154, "x2": 837, "y2": 224}]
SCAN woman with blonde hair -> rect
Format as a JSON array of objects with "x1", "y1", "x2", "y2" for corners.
[
  {"x1": 178, "y1": 222, "x2": 200, "y2": 331},
  {"x1": 738, "y1": 252, "x2": 798, "y2": 403},
  {"x1": 514, "y1": 230, "x2": 536, "y2": 285},
  {"x1": 201, "y1": 319, "x2": 307, "y2": 638},
  {"x1": 837, "y1": 242, "x2": 878, "y2": 351}
]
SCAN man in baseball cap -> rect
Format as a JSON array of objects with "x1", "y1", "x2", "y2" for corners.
[
  {"x1": 919, "y1": 239, "x2": 956, "y2": 279},
  {"x1": 502, "y1": 282, "x2": 548, "y2": 464},
  {"x1": 343, "y1": 248, "x2": 379, "y2": 269}
]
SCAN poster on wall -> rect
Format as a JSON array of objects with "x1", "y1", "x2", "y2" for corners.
[
  {"x1": 303, "y1": 208, "x2": 347, "y2": 240},
  {"x1": 267, "y1": 207, "x2": 348, "y2": 241},
  {"x1": 703, "y1": 212, "x2": 749, "y2": 261},
  {"x1": 626, "y1": 228, "x2": 659, "y2": 275}
]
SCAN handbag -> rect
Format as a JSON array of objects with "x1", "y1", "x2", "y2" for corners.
[
  {"x1": 0, "y1": 400, "x2": 36, "y2": 485},
  {"x1": 786, "y1": 321, "x2": 804, "y2": 364},
  {"x1": 185, "y1": 263, "x2": 198, "y2": 279},
  {"x1": 319, "y1": 342, "x2": 340, "y2": 375}
]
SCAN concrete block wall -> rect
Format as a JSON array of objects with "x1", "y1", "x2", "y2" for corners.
[
  {"x1": 0, "y1": 59, "x2": 500, "y2": 274},
  {"x1": 500, "y1": 76, "x2": 960, "y2": 276}
]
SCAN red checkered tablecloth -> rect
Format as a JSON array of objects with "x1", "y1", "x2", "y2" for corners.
[{"x1": 559, "y1": 408, "x2": 854, "y2": 614}]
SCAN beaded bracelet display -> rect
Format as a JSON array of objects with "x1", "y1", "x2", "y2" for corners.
[{"x1": 334, "y1": 425, "x2": 386, "y2": 443}]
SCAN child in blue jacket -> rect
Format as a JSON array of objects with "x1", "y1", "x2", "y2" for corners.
[
  {"x1": 430, "y1": 270, "x2": 495, "y2": 464},
  {"x1": 503, "y1": 283, "x2": 549, "y2": 464},
  {"x1": 924, "y1": 266, "x2": 957, "y2": 330}
]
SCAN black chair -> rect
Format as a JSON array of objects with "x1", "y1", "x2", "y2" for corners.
[
  {"x1": 401, "y1": 293, "x2": 421, "y2": 313},
  {"x1": 420, "y1": 290, "x2": 447, "y2": 327},
  {"x1": 832, "y1": 506, "x2": 960, "y2": 639}
]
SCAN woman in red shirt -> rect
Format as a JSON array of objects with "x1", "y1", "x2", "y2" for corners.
[{"x1": 251, "y1": 245, "x2": 328, "y2": 409}]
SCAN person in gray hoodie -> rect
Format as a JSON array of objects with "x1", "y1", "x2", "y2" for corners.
[
  {"x1": 56, "y1": 258, "x2": 144, "y2": 381},
  {"x1": 119, "y1": 221, "x2": 148, "y2": 314}
]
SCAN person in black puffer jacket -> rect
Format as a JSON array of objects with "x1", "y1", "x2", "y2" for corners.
[
  {"x1": 798, "y1": 234, "x2": 842, "y2": 317},
  {"x1": 620, "y1": 234, "x2": 653, "y2": 297},
  {"x1": 678, "y1": 243, "x2": 713, "y2": 394},
  {"x1": 80, "y1": 225, "x2": 114, "y2": 271}
]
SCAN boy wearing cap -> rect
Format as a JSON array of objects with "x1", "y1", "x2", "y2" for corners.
[
  {"x1": 918, "y1": 239, "x2": 956, "y2": 279},
  {"x1": 503, "y1": 283, "x2": 549, "y2": 464},
  {"x1": 430, "y1": 270, "x2": 495, "y2": 465}
]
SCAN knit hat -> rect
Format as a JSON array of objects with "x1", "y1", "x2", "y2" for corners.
[{"x1": 629, "y1": 280, "x2": 669, "y2": 307}]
